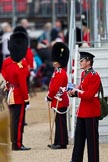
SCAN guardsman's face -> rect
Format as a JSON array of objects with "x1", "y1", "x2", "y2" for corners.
[
  {"x1": 79, "y1": 58, "x2": 90, "y2": 70},
  {"x1": 53, "y1": 62, "x2": 61, "y2": 69}
]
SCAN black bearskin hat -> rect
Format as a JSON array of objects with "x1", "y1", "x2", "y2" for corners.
[
  {"x1": 8, "y1": 32, "x2": 28, "y2": 62},
  {"x1": 13, "y1": 25, "x2": 28, "y2": 35},
  {"x1": 51, "y1": 42, "x2": 69, "y2": 67}
]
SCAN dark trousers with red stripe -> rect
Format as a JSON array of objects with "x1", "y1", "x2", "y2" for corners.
[
  {"x1": 71, "y1": 117, "x2": 99, "y2": 162},
  {"x1": 9, "y1": 104, "x2": 25, "y2": 149},
  {"x1": 54, "y1": 107, "x2": 68, "y2": 146}
]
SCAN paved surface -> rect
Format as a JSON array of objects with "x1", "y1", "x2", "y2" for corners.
[
  {"x1": 10, "y1": 123, "x2": 108, "y2": 162},
  {"x1": 8, "y1": 91, "x2": 108, "y2": 162},
  {"x1": 0, "y1": 77, "x2": 107, "y2": 162}
]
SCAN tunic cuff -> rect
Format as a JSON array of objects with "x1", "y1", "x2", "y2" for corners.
[{"x1": 75, "y1": 91, "x2": 78, "y2": 97}]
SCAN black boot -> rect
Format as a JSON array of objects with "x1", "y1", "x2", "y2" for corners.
[
  {"x1": 47, "y1": 144, "x2": 67, "y2": 149},
  {"x1": 12, "y1": 144, "x2": 31, "y2": 151}
]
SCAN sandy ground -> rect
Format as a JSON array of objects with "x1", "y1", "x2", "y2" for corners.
[
  {"x1": 4, "y1": 91, "x2": 106, "y2": 162},
  {"x1": 0, "y1": 77, "x2": 107, "y2": 162}
]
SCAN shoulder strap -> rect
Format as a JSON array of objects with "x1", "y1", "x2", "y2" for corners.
[
  {"x1": 81, "y1": 68, "x2": 94, "y2": 81},
  {"x1": 98, "y1": 82, "x2": 104, "y2": 98}
]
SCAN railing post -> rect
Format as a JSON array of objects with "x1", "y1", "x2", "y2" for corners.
[
  {"x1": 12, "y1": 0, "x2": 17, "y2": 27},
  {"x1": 105, "y1": 0, "x2": 108, "y2": 39},
  {"x1": 51, "y1": 0, "x2": 56, "y2": 28},
  {"x1": 67, "y1": 0, "x2": 76, "y2": 142},
  {"x1": 93, "y1": 0, "x2": 99, "y2": 47}
]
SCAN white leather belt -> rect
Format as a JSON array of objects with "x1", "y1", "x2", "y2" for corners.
[{"x1": 94, "y1": 93, "x2": 98, "y2": 97}]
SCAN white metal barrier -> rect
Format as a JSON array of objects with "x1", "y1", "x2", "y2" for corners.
[
  {"x1": 67, "y1": 0, "x2": 108, "y2": 143},
  {"x1": 68, "y1": 46, "x2": 108, "y2": 143}
]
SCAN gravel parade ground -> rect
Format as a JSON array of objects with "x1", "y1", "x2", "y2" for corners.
[
  {"x1": 0, "y1": 72, "x2": 108, "y2": 162},
  {"x1": 8, "y1": 91, "x2": 108, "y2": 162}
]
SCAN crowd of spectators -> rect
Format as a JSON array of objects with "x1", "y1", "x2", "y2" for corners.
[
  {"x1": 0, "y1": 19, "x2": 67, "y2": 91},
  {"x1": 0, "y1": 16, "x2": 90, "y2": 91}
]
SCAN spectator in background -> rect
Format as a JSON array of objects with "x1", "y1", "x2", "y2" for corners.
[
  {"x1": 20, "y1": 19, "x2": 34, "y2": 69},
  {"x1": 38, "y1": 22, "x2": 52, "y2": 46},
  {"x1": 50, "y1": 19, "x2": 63, "y2": 42},
  {"x1": 1, "y1": 22, "x2": 13, "y2": 59},
  {"x1": 30, "y1": 38, "x2": 53, "y2": 90},
  {"x1": 20, "y1": 18, "x2": 30, "y2": 30},
  {"x1": 50, "y1": 31, "x2": 64, "y2": 47},
  {"x1": 30, "y1": 38, "x2": 43, "y2": 73},
  {"x1": 65, "y1": 26, "x2": 82, "y2": 47},
  {"x1": 20, "y1": 18, "x2": 31, "y2": 45},
  {"x1": 36, "y1": 40, "x2": 51, "y2": 63},
  {"x1": 50, "y1": 19, "x2": 65, "y2": 47},
  {"x1": 82, "y1": 20, "x2": 90, "y2": 47}
]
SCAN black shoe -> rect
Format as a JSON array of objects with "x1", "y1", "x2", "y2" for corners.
[
  {"x1": 47, "y1": 144, "x2": 55, "y2": 148},
  {"x1": 47, "y1": 144, "x2": 67, "y2": 149},
  {"x1": 12, "y1": 145, "x2": 31, "y2": 151},
  {"x1": 24, "y1": 122, "x2": 28, "y2": 126}
]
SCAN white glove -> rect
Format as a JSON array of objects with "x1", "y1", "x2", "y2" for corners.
[
  {"x1": 30, "y1": 71, "x2": 35, "y2": 77},
  {"x1": 25, "y1": 104, "x2": 30, "y2": 110},
  {"x1": 25, "y1": 101, "x2": 30, "y2": 110},
  {"x1": 30, "y1": 71, "x2": 36, "y2": 82},
  {"x1": 45, "y1": 96, "x2": 52, "y2": 102}
]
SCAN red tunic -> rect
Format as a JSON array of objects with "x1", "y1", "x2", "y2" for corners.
[
  {"x1": 1, "y1": 57, "x2": 29, "y2": 104},
  {"x1": 48, "y1": 68, "x2": 69, "y2": 109},
  {"x1": 25, "y1": 47, "x2": 34, "y2": 71},
  {"x1": 77, "y1": 70, "x2": 101, "y2": 117},
  {"x1": 83, "y1": 31, "x2": 90, "y2": 46}
]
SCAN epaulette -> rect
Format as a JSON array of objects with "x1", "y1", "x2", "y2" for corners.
[
  {"x1": 56, "y1": 67, "x2": 62, "y2": 73},
  {"x1": 91, "y1": 69, "x2": 96, "y2": 75}
]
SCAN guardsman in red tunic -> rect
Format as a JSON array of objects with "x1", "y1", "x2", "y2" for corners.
[
  {"x1": 68, "y1": 52, "x2": 101, "y2": 162},
  {"x1": 46, "y1": 42, "x2": 69, "y2": 149},
  {"x1": 13, "y1": 25, "x2": 35, "y2": 125},
  {"x1": 1, "y1": 31, "x2": 31, "y2": 151}
]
